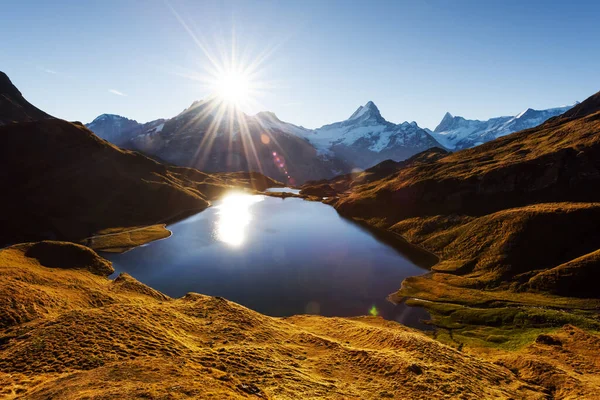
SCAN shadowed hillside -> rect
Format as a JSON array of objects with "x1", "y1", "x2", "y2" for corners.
[
  {"x1": 300, "y1": 147, "x2": 449, "y2": 197},
  {"x1": 0, "y1": 72, "x2": 281, "y2": 248},
  {"x1": 0, "y1": 118, "x2": 282, "y2": 247}
]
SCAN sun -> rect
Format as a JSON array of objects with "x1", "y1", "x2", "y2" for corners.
[{"x1": 213, "y1": 70, "x2": 251, "y2": 106}]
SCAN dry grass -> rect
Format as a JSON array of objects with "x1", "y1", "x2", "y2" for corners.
[
  {"x1": 5, "y1": 242, "x2": 598, "y2": 399},
  {"x1": 83, "y1": 224, "x2": 172, "y2": 253}
]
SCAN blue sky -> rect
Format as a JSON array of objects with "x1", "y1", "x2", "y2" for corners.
[{"x1": 2, "y1": 0, "x2": 598, "y2": 129}]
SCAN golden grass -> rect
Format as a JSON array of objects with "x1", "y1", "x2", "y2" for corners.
[
  {"x1": 5, "y1": 242, "x2": 599, "y2": 399},
  {"x1": 83, "y1": 224, "x2": 172, "y2": 253}
]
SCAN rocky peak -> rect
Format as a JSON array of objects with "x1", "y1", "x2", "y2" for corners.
[
  {"x1": 0, "y1": 71, "x2": 53, "y2": 125},
  {"x1": 348, "y1": 100, "x2": 383, "y2": 122},
  {"x1": 515, "y1": 108, "x2": 535, "y2": 119},
  {"x1": 0, "y1": 71, "x2": 22, "y2": 98},
  {"x1": 434, "y1": 112, "x2": 456, "y2": 133}
]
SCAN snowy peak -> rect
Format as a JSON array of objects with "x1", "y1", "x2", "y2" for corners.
[
  {"x1": 304, "y1": 101, "x2": 440, "y2": 168},
  {"x1": 348, "y1": 101, "x2": 383, "y2": 122},
  {"x1": 431, "y1": 103, "x2": 576, "y2": 150},
  {"x1": 252, "y1": 110, "x2": 310, "y2": 137},
  {"x1": 85, "y1": 113, "x2": 165, "y2": 147},
  {"x1": 364, "y1": 100, "x2": 380, "y2": 114},
  {"x1": 434, "y1": 112, "x2": 455, "y2": 133},
  {"x1": 515, "y1": 108, "x2": 534, "y2": 119},
  {"x1": 90, "y1": 114, "x2": 136, "y2": 125}
]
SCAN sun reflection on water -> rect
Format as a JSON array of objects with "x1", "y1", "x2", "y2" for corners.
[{"x1": 214, "y1": 192, "x2": 264, "y2": 247}]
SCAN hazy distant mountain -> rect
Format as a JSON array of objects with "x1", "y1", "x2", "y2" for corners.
[
  {"x1": 301, "y1": 101, "x2": 441, "y2": 169},
  {"x1": 85, "y1": 114, "x2": 165, "y2": 147},
  {"x1": 429, "y1": 104, "x2": 576, "y2": 150},
  {"x1": 0, "y1": 72, "x2": 53, "y2": 125}
]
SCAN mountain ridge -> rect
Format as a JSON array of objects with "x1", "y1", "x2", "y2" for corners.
[
  {"x1": 0, "y1": 72, "x2": 53, "y2": 125},
  {"x1": 430, "y1": 104, "x2": 575, "y2": 150},
  {"x1": 86, "y1": 98, "x2": 579, "y2": 180},
  {"x1": 296, "y1": 100, "x2": 440, "y2": 169}
]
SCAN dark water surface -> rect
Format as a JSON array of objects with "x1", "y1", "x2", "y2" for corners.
[{"x1": 106, "y1": 191, "x2": 431, "y2": 328}]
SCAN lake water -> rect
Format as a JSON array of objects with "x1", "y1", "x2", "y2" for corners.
[
  {"x1": 105, "y1": 191, "x2": 431, "y2": 328},
  {"x1": 265, "y1": 187, "x2": 301, "y2": 194}
]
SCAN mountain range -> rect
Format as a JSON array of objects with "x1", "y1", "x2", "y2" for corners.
[
  {"x1": 429, "y1": 104, "x2": 576, "y2": 150},
  {"x1": 3, "y1": 69, "x2": 600, "y2": 398},
  {"x1": 86, "y1": 114, "x2": 166, "y2": 147},
  {"x1": 86, "y1": 99, "x2": 577, "y2": 183}
]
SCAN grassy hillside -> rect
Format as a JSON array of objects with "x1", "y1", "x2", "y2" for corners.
[{"x1": 2, "y1": 241, "x2": 599, "y2": 399}]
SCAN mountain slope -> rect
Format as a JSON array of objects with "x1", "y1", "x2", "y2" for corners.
[
  {"x1": 0, "y1": 119, "x2": 212, "y2": 245},
  {"x1": 430, "y1": 104, "x2": 574, "y2": 150},
  {"x1": 0, "y1": 72, "x2": 52, "y2": 125},
  {"x1": 300, "y1": 147, "x2": 449, "y2": 196}
]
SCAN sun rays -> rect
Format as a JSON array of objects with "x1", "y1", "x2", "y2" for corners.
[
  {"x1": 212, "y1": 70, "x2": 251, "y2": 106},
  {"x1": 164, "y1": 2, "x2": 297, "y2": 185}
]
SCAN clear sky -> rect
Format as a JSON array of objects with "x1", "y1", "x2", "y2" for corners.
[{"x1": 2, "y1": 0, "x2": 599, "y2": 129}]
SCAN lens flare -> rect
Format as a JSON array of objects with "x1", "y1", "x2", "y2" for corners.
[{"x1": 368, "y1": 305, "x2": 379, "y2": 317}]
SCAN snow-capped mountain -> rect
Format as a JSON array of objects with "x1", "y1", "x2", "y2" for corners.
[
  {"x1": 92, "y1": 99, "x2": 351, "y2": 184},
  {"x1": 300, "y1": 101, "x2": 441, "y2": 169},
  {"x1": 86, "y1": 99, "x2": 576, "y2": 183},
  {"x1": 85, "y1": 114, "x2": 164, "y2": 147},
  {"x1": 429, "y1": 104, "x2": 576, "y2": 150},
  {"x1": 87, "y1": 100, "x2": 442, "y2": 183}
]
